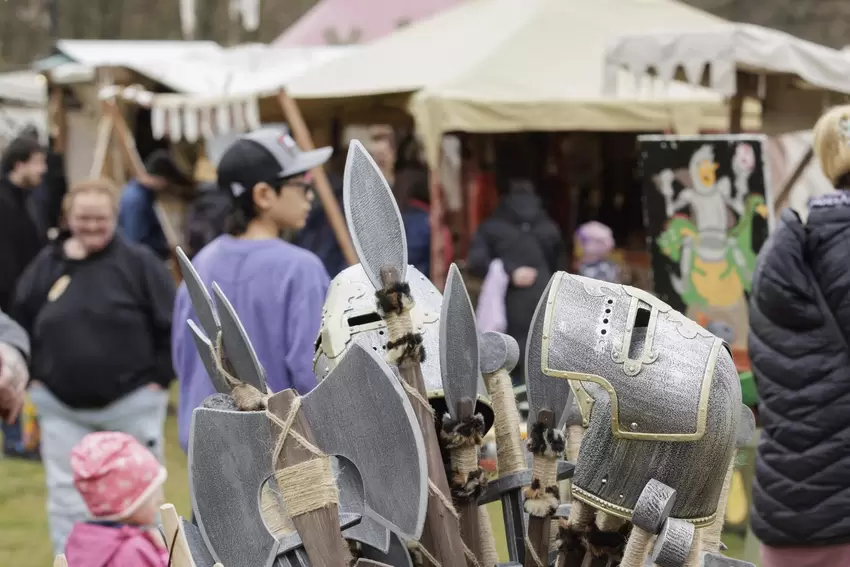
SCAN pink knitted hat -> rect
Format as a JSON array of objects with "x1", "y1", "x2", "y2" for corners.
[{"x1": 71, "y1": 432, "x2": 167, "y2": 521}]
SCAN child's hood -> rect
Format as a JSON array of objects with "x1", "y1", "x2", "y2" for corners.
[{"x1": 65, "y1": 522, "x2": 165, "y2": 567}]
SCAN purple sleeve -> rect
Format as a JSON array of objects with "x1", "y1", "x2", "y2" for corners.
[{"x1": 280, "y1": 257, "x2": 330, "y2": 395}]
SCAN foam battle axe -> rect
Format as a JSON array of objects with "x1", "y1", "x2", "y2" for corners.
[
  {"x1": 177, "y1": 255, "x2": 428, "y2": 567},
  {"x1": 344, "y1": 140, "x2": 466, "y2": 566}
]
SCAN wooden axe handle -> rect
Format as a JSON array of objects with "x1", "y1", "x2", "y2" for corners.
[
  {"x1": 483, "y1": 368, "x2": 526, "y2": 476},
  {"x1": 380, "y1": 266, "x2": 466, "y2": 567},
  {"x1": 453, "y1": 398, "x2": 482, "y2": 561},
  {"x1": 267, "y1": 390, "x2": 349, "y2": 567},
  {"x1": 160, "y1": 503, "x2": 197, "y2": 567}
]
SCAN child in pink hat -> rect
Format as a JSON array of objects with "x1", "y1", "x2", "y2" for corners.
[{"x1": 64, "y1": 432, "x2": 169, "y2": 567}]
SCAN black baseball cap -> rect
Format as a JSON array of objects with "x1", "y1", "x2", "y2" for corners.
[{"x1": 216, "y1": 128, "x2": 332, "y2": 207}]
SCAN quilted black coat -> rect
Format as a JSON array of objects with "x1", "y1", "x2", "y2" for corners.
[{"x1": 748, "y1": 197, "x2": 850, "y2": 547}]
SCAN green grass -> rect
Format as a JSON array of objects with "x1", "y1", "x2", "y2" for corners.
[{"x1": 0, "y1": 386, "x2": 760, "y2": 566}]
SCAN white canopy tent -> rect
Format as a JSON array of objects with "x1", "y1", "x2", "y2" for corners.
[
  {"x1": 602, "y1": 23, "x2": 850, "y2": 134},
  {"x1": 287, "y1": 0, "x2": 763, "y2": 166},
  {"x1": 45, "y1": 40, "x2": 355, "y2": 142}
]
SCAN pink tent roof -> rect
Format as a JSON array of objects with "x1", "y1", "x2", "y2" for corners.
[{"x1": 274, "y1": 0, "x2": 464, "y2": 47}]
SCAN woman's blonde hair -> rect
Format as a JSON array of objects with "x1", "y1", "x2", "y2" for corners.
[
  {"x1": 61, "y1": 178, "x2": 120, "y2": 218},
  {"x1": 813, "y1": 105, "x2": 850, "y2": 186}
]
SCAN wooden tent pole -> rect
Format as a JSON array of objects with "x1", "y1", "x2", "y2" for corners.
[
  {"x1": 277, "y1": 89, "x2": 358, "y2": 265},
  {"x1": 104, "y1": 99, "x2": 182, "y2": 252},
  {"x1": 773, "y1": 146, "x2": 814, "y2": 215},
  {"x1": 90, "y1": 102, "x2": 114, "y2": 178},
  {"x1": 429, "y1": 154, "x2": 447, "y2": 289}
]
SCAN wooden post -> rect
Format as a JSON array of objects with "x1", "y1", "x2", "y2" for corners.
[
  {"x1": 105, "y1": 99, "x2": 182, "y2": 252},
  {"x1": 429, "y1": 158, "x2": 447, "y2": 289},
  {"x1": 89, "y1": 103, "x2": 114, "y2": 179},
  {"x1": 773, "y1": 146, "x2": 814, "y2": 215},
  {"x1": 48, "y1": 86, "x2": 67, "y2": 154},
  {"x1": 277, "y1": 90, "x2": 358, "y2": 265}
]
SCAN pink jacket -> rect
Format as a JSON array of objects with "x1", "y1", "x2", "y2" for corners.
[
  {"x1": 65, "y1": 522, "x2": 168, "y2": 567},
  {"x1": 476, "y1": 259, "x2": 508, "y2": 333}
]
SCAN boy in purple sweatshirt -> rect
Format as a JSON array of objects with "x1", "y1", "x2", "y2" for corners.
[{"x1": 172, "y1": 129, "x2": 332, "y2": 452}]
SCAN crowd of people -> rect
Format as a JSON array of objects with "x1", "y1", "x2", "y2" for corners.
[
  {"x1": 8, "y1": 107, "x2": 850, "y2": 567},
  {"x1": 0, "y1": 123, "x2": 575, "y2": 565}
]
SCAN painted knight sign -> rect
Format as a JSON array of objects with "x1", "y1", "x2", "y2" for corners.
[{"x1": 638, "y1": 134, "x2": 769, "y2": 361}]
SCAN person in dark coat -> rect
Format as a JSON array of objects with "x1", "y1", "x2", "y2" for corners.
[
  {"x1": 12, "y1": 178, "x2": 175, "y2": 554},
  {"x1": 467, "y1": 179, "x2": 562, "y2": 384},
  {"x1": 0, "y1": 135, "x2": 46, "y2": 459},
  {"x1": 748, "y1": 105, "x2": 850, "y2": 567}
]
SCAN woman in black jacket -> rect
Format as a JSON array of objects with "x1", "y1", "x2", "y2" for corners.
[
  {"x1": 11, "y1": 179, "x2": 175, "y2": 555},
  {"x1": 467, "y1": 179, "x2": 563, "y2": 384},
  {"x1": 749, "y1": 106, "x2": 850, "y2": 567}
]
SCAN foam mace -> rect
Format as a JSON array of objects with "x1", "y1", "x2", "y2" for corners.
[
  {"x1": 343, "y1": 140, "x2": 466, "y2": 567},
  {"x1": 439, "y1": 263, "x2": 488, "y2": 560}
]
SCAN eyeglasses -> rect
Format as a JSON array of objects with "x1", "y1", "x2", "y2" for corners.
[{"x1": 282, "y1": 179, "x2": 314, "y2": 198}]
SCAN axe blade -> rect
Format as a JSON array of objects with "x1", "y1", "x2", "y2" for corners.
[
  {"x1": 525, "y1": 275, "x2": 572, "y2": 429},
  {"x1": 343, "y1": 140, "x2": 407, "y2": 291},
  {"x1": 440, "y1": 263, "x2": 481, "y2": 415},
  {"x1": 189, "y1": 408, "x2": 277, "y2": 567},
  {"x1": 336, "y1": 455, "x2": 392, "y2": 553},
  {"x1": 212, "y1": 282, "x2": 268, "y2": 394},
  {"x1": 300, "y1": 343, "x2": 428, "y2": 541},
  {"x1": 177, "y1": 246, "x2": 220, "y2": 340},
  {"x1": 360, "y1": 531, "x2": 414, "y2": 567},
  {"x1": 188, "y1": 320, "x2": 230, "y2": 395}
]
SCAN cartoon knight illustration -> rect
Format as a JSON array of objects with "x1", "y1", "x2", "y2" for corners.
[{"x1": 654, "y1": 142, "x2": 767, "y2": 354}]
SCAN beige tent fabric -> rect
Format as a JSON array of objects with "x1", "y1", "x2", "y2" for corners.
[{"x1": 288, "y1": 0, "x2": 761, "y2": 166}]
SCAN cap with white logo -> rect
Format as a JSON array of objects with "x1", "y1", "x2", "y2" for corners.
[{"x1": 217, "y1": 127, "x2": 333, "y2": 202}]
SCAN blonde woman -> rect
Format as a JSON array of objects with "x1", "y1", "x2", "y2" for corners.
[
  {"x1": 10, "y1": 179, "x2": 175, "y2": 555},
  {"x1": 749, "y1": 106, "x2": 850, "y2": 567}
]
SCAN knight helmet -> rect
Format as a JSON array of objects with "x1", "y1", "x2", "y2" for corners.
[
  {"x1": 313, "y1": 263, "x2": 494, "y2": 433},
  {"x1": 532, "y1": 272, "x2": 741, "y2": 526}
]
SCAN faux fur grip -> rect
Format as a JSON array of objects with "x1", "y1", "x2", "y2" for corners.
[{"x1": 527, "y1": 422, "x2": 566, "y2": 457}]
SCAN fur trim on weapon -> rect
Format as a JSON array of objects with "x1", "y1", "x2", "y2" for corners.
[
  {"x1": 347, "y1": 540, "x2": 363, "y2": 564},
  {"x1": 440, "y1": 414, "x2": 486, "y2": 449},
  {"x1": 527, "y1": 421, "x2": 566, "y2": 457},
  {"x1": 386, "y1": 332, "x2": 426, "y2": 364},
  {"x1": 375, "y1": 283, "x2": 414, "y2": 315},
  {"x1": 441, "y1": 413, "x2": 488, "y2": 501},
  {"x1": 450, "y1": 467, "x2": 488, "y2": 501},
  {"x1": 523, "y1": 478, "x2": 560, "y2": 517},
  {"x1": 555, "y1": 517, "x2": 591, "y2": 558},
  {"x1": 582, "y1": 522, "x2": 629, "y2": 558}
]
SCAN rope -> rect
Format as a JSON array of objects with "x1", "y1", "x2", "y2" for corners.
[
  {"x1": 428, "y1": 480, "x2": 459, "y2": 519},
  {"x1": 483, "y1": 368, "x2": 526, "y2": 475},
  {"x1": 409, "y1": 541, "x2": 442, "y2": 567},
  {"x1": 265, "y1": 398, "x2": 339, "y2": 518},
  {"x1": 701, "y1": 455, "x2": 736, "y2": 553},
  {"x1": 453, "y1": 445, "x2": 478, "y2": 477},
  {"x1": 214, "y1": 331, "x2": 267, "y2": 410},
  {"x1": 620, "y1": 526, "x2": 652, "y2": 567},
  {"x1": 683, "y1": 529, "x2": 703, "y2": 567},
  {"x1": 274, "y1": 460, "x2": 339, "y2": 517},
  {"x1": 566, "y1": 425, "x2": 584, "y2": 464},
  {"x1": 596, "y1": 511, "x2": 626, "y2": 532},
  {"x1": 478, "y1": 507, "x2": 500, "y2": 567},
  {"x1": 532, "y1": 457, "x2": 558, "y2": 495},
  {"x1": 524, "y1": 534, "x2": 546, "y2": 567},
  {"x1": 260, "y1": 483, "x2": 295, "y2": 536},
  {"x1": 400, "y1": 378, "x2": 435, "y2": 417}
]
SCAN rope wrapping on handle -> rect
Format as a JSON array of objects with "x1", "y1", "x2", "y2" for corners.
[
  {"x1": 524, "y1": 422, "x2": 565, "y2": 518},
  {"x1": 441, "y1": 414, "x2": 488, "y2": 501},
  {"x1": 266, "y1": 398, "x2": 339, "y2": 517}
]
